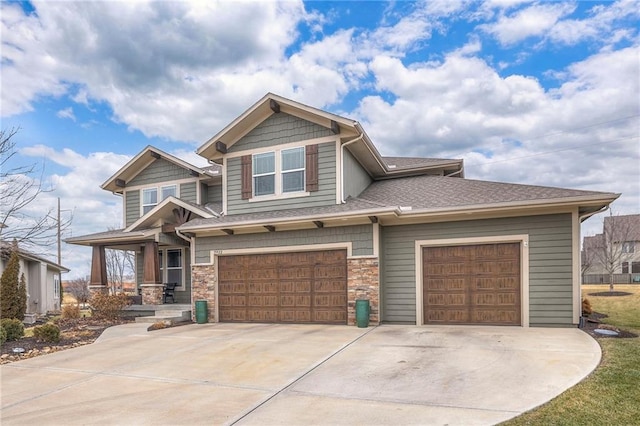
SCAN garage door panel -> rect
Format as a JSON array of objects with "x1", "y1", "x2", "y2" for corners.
[
  {"x1": 423, "y1": 243, "x2": 521, "y2": 326},
  {"x1": 219, "y1": 250, "x2": 347, "y2": 324},
  {"x1": 247, "y1": 268, "x2": 278, "y2": 280}
]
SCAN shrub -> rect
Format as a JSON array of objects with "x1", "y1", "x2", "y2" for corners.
[
  {"x1": 1, "y1": 318, "x2": 25, "y2": 341},
  {"x1": 90, "y1": 292, "x2": 132, "y2": 321},
  {"x1": 582, "y1": 298, "x2": 593, "y2": 316},
  {"x1": 1, "y1": 241, "x2": 27, "y2": 320},
  {"x1": 33, "y1": 323, "x2": 61, "y2": 343},
  {"x1": 61, "y1": 303, "x2": 81, "y2": 319},
  {"x1": 0, "y1": 326, "x2": 6, "y2": 346}
]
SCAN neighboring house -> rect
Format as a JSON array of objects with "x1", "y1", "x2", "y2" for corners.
[
  {"x1": 0, "y1": 241, "x2": 69, "y2": 316},
  {"x1": 67, "y1": 93, "x2": 619, "y2": 327},
  {"x1": 582, "y1": 214, "x2": 640, "y2": 283}
]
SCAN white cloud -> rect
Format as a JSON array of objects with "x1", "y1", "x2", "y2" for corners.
[
  {"x1": 56, "y1": 107, "x2": 75, "y2": 121},
  {"x1": 356, "y1": 45, "x2": 639, "y2": 239},
  {"x1": 480, "y1": 2, "x2": 576, "y2": 45}
]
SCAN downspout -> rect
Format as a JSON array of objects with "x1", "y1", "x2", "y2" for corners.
[
  {"x1": 445, "y1": 165, "x2": 464, "y2": 177},
  {"x1": 340, "y1": 133, "x2": 364, "y2": 203}
]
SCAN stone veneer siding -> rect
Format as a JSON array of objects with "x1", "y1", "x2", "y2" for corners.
[
  {"x1": 347, "y1": 257, "x2": 380, "y2": 326},
  {"x1": 192, "y1": 264, "x2": 217, "y2": 322},
  {"x1": 191, "y1": 257, "x2": 380, "y2": 326},
  {"x1": 141, "y1": 284, "x2": 164, "y2": 305}
]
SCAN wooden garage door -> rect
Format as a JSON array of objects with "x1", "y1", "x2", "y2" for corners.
[
  {"x1": 218, "y1": 250, "x2": 347, "y2": 324},
  {"x1": 423, "y1": 243, "x2": 521, "y2": 325}
]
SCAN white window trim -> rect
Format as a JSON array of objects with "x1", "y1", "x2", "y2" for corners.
[
  {"x1": 140, "y1": 184, "x2": 180, "y2": 216},
  {"x1": 251, "y1": 146, "x2": 307, "y2": 200},
  {"x1": 53, "y1": 274, "x2": 60, "y2": 300},
  {"x1": 159, "y1": 247, "x2": 186, "y2": 291}
]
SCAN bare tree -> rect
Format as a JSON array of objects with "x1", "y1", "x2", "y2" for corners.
[
  {"x1": 105, "y1": 248, "x2": 135, "y2": 294},
  {"x1": 0, "y1": 128, "x2": 73, "y2": 252},
  {"x1": 592, "y1": 211, "x2": 639, "y2": 291},
  {"x1": 65, "y1": 277, "x2": 91, "y2": 306}
]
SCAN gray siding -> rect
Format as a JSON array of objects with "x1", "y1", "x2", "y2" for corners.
[
  {"x1": 128, "y1": 158, "x2": 193, "y2": 186},
  {"x1": 125, "y1": 190, "x2": 140, "y2": 226},
  {"x1": 228, "y1": 113, "x2": 333, "y2": 153},
  {"x1": 227, "y1": 141, "x2": 337, "y2": 215},
  {"x1": 180, "y1": 182, "x2": 197, "y2": 204},
  {"x1": 203, "y1": 183, "x2": 222, "y2": 205},
  {"x1": 195, "y1": 224, "x2": 373, "y2": 263},
  {"x1": 381, "y1": 214, "x2": 574, "y2": 326},
  {"x1": 343, "y1": 148, "x2": 371, "y2": 199}
]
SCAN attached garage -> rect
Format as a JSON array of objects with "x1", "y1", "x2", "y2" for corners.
[
  {"x1": 218, "y1": 249, "x2": 347, "y2": 324},
  {"x1": 422, "y1": 243, "x2": 521, "y2": 325}
]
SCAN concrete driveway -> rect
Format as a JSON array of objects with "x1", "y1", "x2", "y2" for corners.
[{"x1": 1, "y1": 323, "x2": 600, "y2": 425}]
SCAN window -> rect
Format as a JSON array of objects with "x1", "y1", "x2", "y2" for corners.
[
  {"x1": 281, "y1": 147, "x2": 305, "y2": 193},
  {"x1": 54, "y1": 274, "x2": 60, "y2": 299},
  {"x1": 622, "y1": 262, "x2": 629, "y2": 273},
  {"x1": 161, "y1": 185, "x2": 177, "y2": 200},
  {"x1": 142, "y1": 188, "x2": 158, "y2": 214},
  {"x1": 158, "y1": 248, "x2": 183, "y2": 288},
  {"x1": 253, "y1": 152, "x2": 275, "y2": 196},
  {"x1": 632, "y1": 262, "x2": 640, "y2": 274},
  {"x1": 622, "y1": 242, "x2": 635, "y2": 253},
  {"x1": 142, "y1": 185, "x2": 177, "y2": 214}
]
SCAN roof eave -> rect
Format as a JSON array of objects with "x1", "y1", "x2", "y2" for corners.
[{"x1": 178, "y1": 206, "x2": 399, "y2": 233}]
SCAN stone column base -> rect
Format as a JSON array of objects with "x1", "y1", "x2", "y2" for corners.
[
  {"x1": 88, "y1": 285, "x2": 109, "y2": 298},
  {"x1": 141, "y1": 284, "x2": 164, "y2": 305}
]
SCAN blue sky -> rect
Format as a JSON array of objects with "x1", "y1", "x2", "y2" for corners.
[{"x1": 1, "y1": 0, "x2": 639, "y2": 278}]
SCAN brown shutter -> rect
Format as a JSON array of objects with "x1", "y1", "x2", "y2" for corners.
[
  {"x1": 306, "y1": 144, "x2": 318, "y2": 192},
  {"x1": 241, "y1": 155, "x2": 252, "y2": 199}
]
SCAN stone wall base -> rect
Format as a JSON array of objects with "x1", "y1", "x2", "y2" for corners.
[
  {"x1": 347, "y1": 257, "x2": 380, "y2": 326},
  {"x1": 192, "y1": 264, "x2": 217, "y2": 322},
  {"x1": 88, "y1": 285, "x2": 109, "y2": 299}
]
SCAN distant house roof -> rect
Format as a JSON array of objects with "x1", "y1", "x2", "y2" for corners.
[
  {"x1": 0, "y1": 241, "x2": 69, "y2": 273},
  {"x1": 603, "y1": 214, "x2": 640, "y2": 242}
]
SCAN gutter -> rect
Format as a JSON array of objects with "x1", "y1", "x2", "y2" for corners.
[{"x1": 578, "y1": 204, "x2": 609, "y2": 223}]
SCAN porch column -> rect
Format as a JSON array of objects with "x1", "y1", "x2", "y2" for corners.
[
  {"x1": 141, "y1": 241, "x2": 163, "y2": 304},
  {"x1": 88, "y1": 245, "x2": 109, "y2": 297}
]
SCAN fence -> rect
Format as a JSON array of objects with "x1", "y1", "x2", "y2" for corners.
[{"x1": 582, "y1": 273, "x2": 640, "y2": 284}]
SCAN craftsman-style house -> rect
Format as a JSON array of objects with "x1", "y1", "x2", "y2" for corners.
[{"x1": 68, "y1": 93, "x2": 618, "y2": 327}]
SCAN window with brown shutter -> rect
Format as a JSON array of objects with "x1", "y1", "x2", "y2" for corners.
[
  {"x1": 306, "y1": 144, "x2": 318, "y2": 192},
  {"x1": 241, "y1": 155, "x2": 252, "y2": 199}
]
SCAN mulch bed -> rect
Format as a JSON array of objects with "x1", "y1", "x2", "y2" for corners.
[
  {"x1": 1, "y1": 317, "x2": 133, "y2": 364},
  {"x1": 588, "y1": 291, "x2": 632, "y2": 297},
  {"x1": 581, "y1": 311, "x2": 638, "y2": 339}
]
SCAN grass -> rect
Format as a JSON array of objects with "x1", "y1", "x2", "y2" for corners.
[{"x1": 502, "y1": 285, "x2": 640, "y2": 425}]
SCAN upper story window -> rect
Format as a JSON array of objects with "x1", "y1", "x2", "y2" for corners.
[
  {"x1": 241, "y1": 144, "x2": 317, "y2": 200},
  {"x1": 622, "y1": 242, "x2": 635, "y2": 253},
  {"x1": 251, "y1": 147, "x2": 305, "y2": 197},
  {"x1": 142, "y1": 184, "x2": 177, "y2": 214},
  {"x1": 281, "y1": 147, "x2": 305, "y2": 193},
  {"x1": 253, "y1": 152, "x2": 276, "y2": 196}
]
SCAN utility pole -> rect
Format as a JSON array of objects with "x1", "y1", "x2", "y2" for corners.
[{"x1": 58, "y1": 197, "x2": 61, "y2": 265}]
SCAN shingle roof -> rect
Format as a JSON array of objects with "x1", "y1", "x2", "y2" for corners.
[
  {"x1": 179, "y1": 175, "x2": 616, "y2": 230},
  {"x1": 0, "y1": 240, "x2": 69, "y2": 272},
  {"x1": 180, "y1": 197, "x2": 389, "y2": 229},
  {"x1": 603, "y1": 214, "x2": 640, "y2": 242},
  {"x1": 357, "y1": 175, "x2": 615, "y2": 210},
  {"x1": 382, "y1": 156, "x2": 461, "y2": 169}
]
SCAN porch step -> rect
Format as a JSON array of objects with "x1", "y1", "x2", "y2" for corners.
[{"x1": 135, "y1": 310, "x2": 191, "y2": 325}]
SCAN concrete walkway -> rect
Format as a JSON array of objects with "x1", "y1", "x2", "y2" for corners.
[{"x1": 0, "y1": 323, "x2": 600, "y2": 425}]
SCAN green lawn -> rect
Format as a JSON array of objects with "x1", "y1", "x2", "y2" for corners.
[{"x1": 502, "y1": 285, "x2": 640, "y2": 426}]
